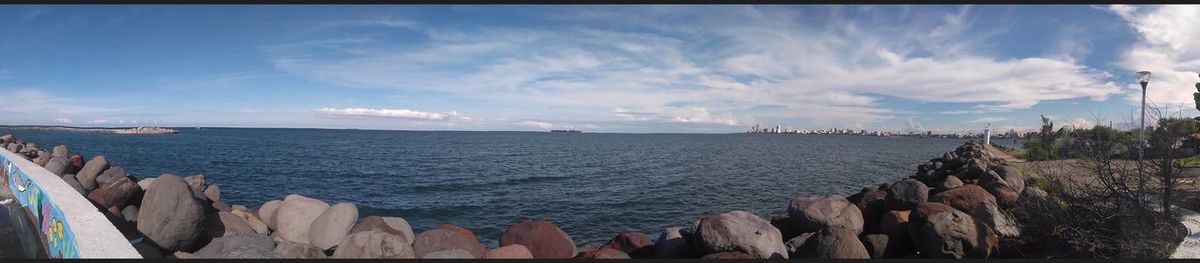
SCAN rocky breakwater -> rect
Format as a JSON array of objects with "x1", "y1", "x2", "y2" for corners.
[{"x1": 1, "y1": 133, "x2": 1034, "y2": 259}]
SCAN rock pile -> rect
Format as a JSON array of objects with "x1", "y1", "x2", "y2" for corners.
[{"x1": 2, "y1": 134, "x2": 1034, "y2": 259}]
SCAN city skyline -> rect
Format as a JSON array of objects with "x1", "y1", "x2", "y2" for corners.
[{"x1": 1, "y1": 5, "x2": 1198, "y2": 133}]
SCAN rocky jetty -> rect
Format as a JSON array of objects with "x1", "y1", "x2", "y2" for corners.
[
  {"x1": 0, "y1": 125, "x2": 177, "y2": 135},
  {"x1": 2, "y1": 134, "x2": 1031, "y2": 259}
]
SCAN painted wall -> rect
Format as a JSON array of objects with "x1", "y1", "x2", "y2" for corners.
[{"x1": 0, "y1": 150, "x2": 140, "y2": 258}]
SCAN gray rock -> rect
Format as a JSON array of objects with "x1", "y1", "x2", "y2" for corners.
[
  {"x1": 274, "y1": 240, "x2": 326, "y2": 258},
  {"x1": 273, "y1": 194, "x2": 330, "y2": 245},
  {"x1": 331, "y1": 229, "x2": 417, "y2": 258},
  {"x1": 6, "y1": 143, "x2": 22, "y2": 153},
  {"x1": 62, "y1": 174, "x2": 87, "y2": 195},
  {"x1": 422, "y1": 249, "x2": 475, "y2": 259},
  {"x1": 784, "y1": 232, "x2": 816, "y2": 258},
  {"x1": 655, "y1": 227, "x2": 696, "y2": 258},
  {"x1": 44, "y1": 157, "x2": 70, "y2": 176},
  {"x1": 137, "y1": 178, "x2": 156, "y2": 191},
  {"x1": 96, "y1": 167, "x2": 127, "y2": 187},
  {"x1": 33, "y1": 154, "x2": 51, "y2": 167},
  {"x1": 972, "y1": 203, "x2": 1019, "y2": 239},
  {"x1": 413, "y1": 229, "x2": 486, "y2": 259},
  {"x1": 52, "y1": 145, "x2": 69, "y2": 158},
  {"x1": 122, "y1": 205, "x2": 140, "y2": 223},
  {"x1": 203, "y1": 184, "x2": 221, "y2": 202},
  {"x1": 308, "y1": 202, "x2": 358, "y2": 250},
  {"x1": 204, "y1": 211, "x2": 257, "y2": 238},
  {"x1": 184, "y1": 174, "x2": 207, "y2": 192},
  {"x1": 810, "y1": 228, "x2": 870, "y2": 259},
  {"x1": 914, "y1": 207, "x2": 996, "y2": 258},
  {"x1": 136, "y1": 174, "x2": 206, "y2": 252},
  {"x1": 788, "y1": 195, "x2": 864, "y2": 234},
  {"x1": 349, "y1": 216, "x2": 415, "y2": 246},
  {"x1": 885, "y1": 179, "x2": 929, "y2": 211},
  {"x1": 230, "y1": 208, "x2": 269, "y2": 234},
  {"x1": 77, "y1": 155, "x2": 110, "y2": 191},
  {"x1": 693, "y1": 210, "x2": 788, "y2": 259},
  {"x1": 992, "y1": 165, "x2": 1025, "y2": 193},
  {"x1": 87, "y1": 176, "x2": 142, "y2": 209},
  {"x1": 193, "y1": 234, "x2": 278, "y2": 258},
  {"x1": 259, "y1": 200, "x2": 283, "y2": 231}
]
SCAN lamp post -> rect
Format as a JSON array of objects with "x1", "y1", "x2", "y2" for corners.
[{"x1": 1136, "y1": 71, "x2": 1151, "y2": 204}]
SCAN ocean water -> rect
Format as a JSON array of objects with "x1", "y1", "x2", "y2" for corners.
[{"x1": 0, "y1": 128, "x2": 986, "y2": 247}]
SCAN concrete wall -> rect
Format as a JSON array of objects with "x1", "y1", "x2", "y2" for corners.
[{"x1": 0, "y1": 149, "x2": 140, "y2": 258}]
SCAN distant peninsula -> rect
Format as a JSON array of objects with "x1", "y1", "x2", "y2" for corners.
[{"x1": 0, "y1": 125, "x2": 179, "y2": 134}]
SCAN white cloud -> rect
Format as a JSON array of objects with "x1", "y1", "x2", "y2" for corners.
[
  {"x1": 86, "y1": 119, "x2": 109, "y2": 124},
  {"x1": 519, "y1": 121, "x2": 553, "y2": 129},
  {"x1": 315, "y1": 107, "x2": 472, "y2": 121},
  {"x1": 267, "y1": 6, "x2": 1124, "y2": 131},
  {"x1": 1111, "y1": 5, "x2": 1200, "y2": 107}
]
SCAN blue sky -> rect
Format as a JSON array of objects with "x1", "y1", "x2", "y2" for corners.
[{"x1": 1, "y1": 5, "x2": 1198, "y2": 133}]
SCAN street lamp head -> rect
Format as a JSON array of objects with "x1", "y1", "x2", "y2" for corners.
[{"x1": 1136, "y1": 71, "x2": 1152, "y2": 85}]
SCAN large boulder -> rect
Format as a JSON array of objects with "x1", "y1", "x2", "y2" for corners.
[
  {"x1": 52, "y1": 145, "x2": 69, "y2": 158},
  {"x1": 855, "y1": 187, "x2": 889, "y2": 234},
  {"x1": 0, "y1": 134, "x2": 13, "y2": 143},
  {"x1": 984, "y1": 182, "x2": 1021, "y2": 207},
  {"x1": 809, "y1": 228, "x2": 870, "y2": 259},
  {"x1": 412, "y1": 228, "x2": 487, "y2": 256},
  {"x1": 136, "y1": 174, "x2": 206, "y2": 252},
  {"x1": 486, "y1": 244, "x2": 534, "y2": 259},
  {"x1": 788, "y1": 195, "x2": 864, "y2": 234},
  {"x1": 77, "y1": 155, "x2": 110, "y2": 191},
  {"x1": 33, "y1": 154, "x2": 51, "y2": 167},
  {"x1": 204, "y1": 211, "x2": 257, "y2": 238},
  {"x1": 860, "y1": 234, "x2": 889, "y2": 259},
  {"x1": 87, "y1": 176, "x2": 142, "y2": 209},
  {"x1": 44, "y1": 157, "x2": 70, "y2": 176},
  {"x1": 784, "y1": 232, "x2": 817, "y2": 258},
  {"x1": 274, "y1": 241, "x2": 326, "y2": 258},
  {"x1": 499, "y1": 220, "x2": 576, "y2": 259},
  {"x1": 435, "y1": 224, "x2": 480, "y2": 244},
  {"x1": 230, "y1": 209, "x2": 269, "y2": 235},
  {"x1": 349, "y1": 216, "x2": 415, "y2": 245},
  {"x1": 137, "y1": 178, "x2": 156, "y2": 191},
  {"x1": 272, "y1": 194, "x2": 330, "y2": 245},
  {"x1": 693, "y1": 210, "x2": 788, "y2": 259},
  {"x1": 973, "y1": 203, "x2": 1020, "y2": 239},
  {"x1": 600, "y1": 231, "x2": 655, "y2": 258},
  {"x1": 913, "y1": 206, "x2": 996, "y2": 258},
  {"x1": 62, "y1": 174, "x2": 87, "y2": 195},
  {"x1": 330, "y1": 229, "x2": 416, "y2": 258},
  {"x1": 308, "y1": 202, "x2": 358, "y2": 250},
  {"x1": 936, "y1": 175, "x2": 965, "y2": 194},
  {"x1": 930, "y1": 184, "x2": 997, "y2": 214},
  {"x1": 258, "y1": 200, "x2": 282, "y2": 230},
  {"x1": 991, "y1": 165, "x2": 1025, "y2": 193},
  {"x1": 192, "y1": 234, "x2": 278, "y2": 258},
  {"x1": 655, "y1": 227, "x2": 697, "y2": 258},
  {"x1": 885, "y1": 179, "x2": 929, "y2": 211},
  {"x1": 96, "y1": 166, "x2": 127, "y2": 187}
]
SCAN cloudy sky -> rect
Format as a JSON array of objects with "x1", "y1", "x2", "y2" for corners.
[{"x1": 1, "y1": 5, "x2": 1197, "y2": 133}]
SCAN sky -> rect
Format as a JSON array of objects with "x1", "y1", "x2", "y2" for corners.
[{"x1": 1, "y1": 5, "x2": 1198, "y2": 133}]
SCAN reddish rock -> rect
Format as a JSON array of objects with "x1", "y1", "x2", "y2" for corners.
[
  {"x1": 69, "y1": 155, "x2": 85, "y2": 173},
  {"x1": 600, "y1": 232, "x2": 655, "y2": 258},
  {"x1": 592, "y1": 248, "x2": 630, "y2": 259},
  {"x1": 435, "y1": 224, "x2": 479, "y2": 244},
  {"x1": 930, "y1": 185, "x2": 997, "y2": 214},
  {"x1": 486, "y1": 244, "x2": 534, "y2": 259},
  {"x1": 413, "y1": 228, "x2": 486, "y2": 259},
  {"x1": 87, "y1": 177, "x2": 142, "y2": 209},
  {"x1": 499, "y1": 220, "x2": 576, "y2": 259}
]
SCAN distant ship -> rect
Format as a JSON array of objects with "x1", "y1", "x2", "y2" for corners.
[{"x1": 550, "y1": 129, "x2": 582, "y2": 133}]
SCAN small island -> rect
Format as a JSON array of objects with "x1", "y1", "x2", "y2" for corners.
[{"x1": 0, "y1": 125, "x2": 179, "y2": 135}]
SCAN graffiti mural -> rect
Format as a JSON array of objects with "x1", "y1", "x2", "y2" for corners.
[{"x1": 2, "y1": 154, "x2": 80, "y2": 258}]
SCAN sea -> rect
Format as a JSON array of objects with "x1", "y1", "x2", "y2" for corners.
[{"x1": 0, "y1": 128, "x2": 1025, "y2": 247}]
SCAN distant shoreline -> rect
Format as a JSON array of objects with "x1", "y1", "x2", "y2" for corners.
[{"x1": 0, "y1": 125, "x2": 178, "y2": 135}]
